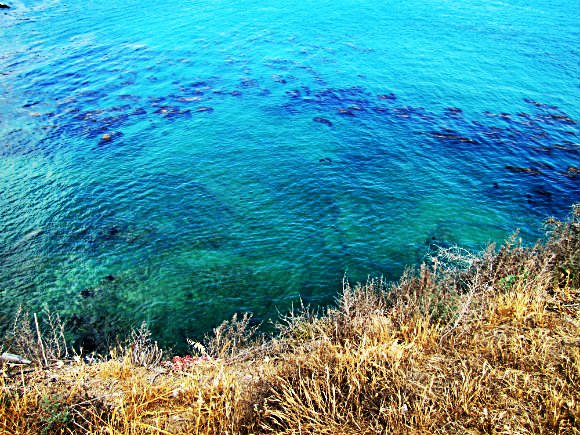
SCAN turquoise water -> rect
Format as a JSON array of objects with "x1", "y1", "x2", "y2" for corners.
[{"x1": 1, "y1": 0, "x2": 579, "y2": 350}]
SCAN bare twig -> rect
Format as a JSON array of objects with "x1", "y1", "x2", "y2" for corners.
[{"x1": 33, "y1": 313, "x2": 48, "y2": 367}]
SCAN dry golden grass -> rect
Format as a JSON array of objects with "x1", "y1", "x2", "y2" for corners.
[{"x1": 2, "y1": 205, "x2": 579, "y2": 434}]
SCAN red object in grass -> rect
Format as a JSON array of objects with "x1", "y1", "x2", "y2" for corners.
[{"x1": 160, "y1": 355, "x2": 211, "y2": 370}]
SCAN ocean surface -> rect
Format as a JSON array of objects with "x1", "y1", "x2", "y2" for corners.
[{"x1": 1, "y1": 0, "x2": 579, "y2": 350}]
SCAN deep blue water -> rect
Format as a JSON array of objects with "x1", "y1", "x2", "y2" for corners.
[{"x1": 1, "y1": 0, "x2": 579, "y2": 350}]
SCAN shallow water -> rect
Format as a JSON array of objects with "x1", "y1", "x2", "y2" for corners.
[{"x1": 1, "y1": 0, "x2": 579, "y2": 350}]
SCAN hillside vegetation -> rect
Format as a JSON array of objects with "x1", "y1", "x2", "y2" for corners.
[{"x1": 1, "y1": 205, "x2": 579, "y2": 434}]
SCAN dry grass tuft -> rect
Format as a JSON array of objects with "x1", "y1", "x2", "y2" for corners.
[
  {"x1": 3, "y1": 307, "x2": 68, "y2": 367},
  {"x1": 2, "y1": 205, "x2": 579, "y2": 434}
]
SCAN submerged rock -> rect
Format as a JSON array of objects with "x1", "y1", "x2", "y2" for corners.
[
  {"x1": 131, "y1": 107, "x2": 147, "y2": 116},
  {"x1": 548, "y1": 114, "x2": 577, "y2": 125},
  {"x1": 22, "y1": 101, "x2": 40, "y2": 108},
  {"x1": 377, "y1": 93, "x2": 396, "y2": 101},
  {"x1": 505, "y1": 165, "x2": 543, "y2": 175},
  {"x1": 272, "y1": 74, "x2": 287, "y2": 84},
  {"x1": 240, "y1": 78, "x2": 258, "y2": 88},
  {"x1": 189, "y1": 80, "x2": 210, "y2": 88},
  {"x1": 524, "y1": 98, "x2": 559, "y2": 110},
  {"x1": 154, "y1": 106, "x2": 191, "y2": 118},
  {"x1": 553, "y1": 143, "x2": 580, "y2": 153},
  {"x1": 80, "y1": 288, "x2": 95, "y2": 298},
  {"x1": 337, "y1": 108, "x2": 354, "y2": 116},
  {"x1": 313, "y1": 116, "x2": 332, "y2": 126},
  {"x1": 426, "y1": 130, "x2": 478, "y2": 144},
  {"x1": 566, "y1": 166, "x2": 579, "y2": 178},
  {"x1": 98, "y1": 131, "x2": 123, "y2": 145},
  {"x1": 286, "y1": 89, "x2": 301, "y2": 98},
  {"x1": 532, "y1": 187, "x2": 553, "y2": 198},
  {"x1": 445, "y1": 107, "x2": 463, "y2": 117},
  {"x1": 176, "y1": 96, "x2": 204, "y2": 102}
]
